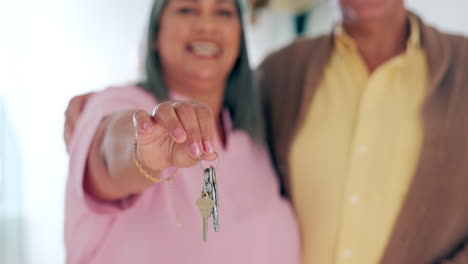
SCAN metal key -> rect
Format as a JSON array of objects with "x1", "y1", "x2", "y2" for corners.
[
  {"x1": 202, "y1": 167, "x2": 219, "y2": 232},
  {"x1": 196, "y1": 196, "x2": 215, "y2": 242},
  {"x1": 207, "y1": 167, "x2": 219, "y2": 231}
]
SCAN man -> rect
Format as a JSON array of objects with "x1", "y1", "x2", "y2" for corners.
[
  {"x1": 259, "y1": 0, "x2": 468, "y2": 263},
  {"x1": 65, "y1": 0, "x2": 468, "y2": 263}
]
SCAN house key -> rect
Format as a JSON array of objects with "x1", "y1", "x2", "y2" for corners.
[{"x1": 196, "y1": 194, "x2": 215, "y2": 242}]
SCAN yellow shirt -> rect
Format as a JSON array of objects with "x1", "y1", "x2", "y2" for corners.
[{"x1": 290, "y1": 16, "x2": 429, "y2": 264}]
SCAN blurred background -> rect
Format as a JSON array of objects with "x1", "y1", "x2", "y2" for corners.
[{"x1": 0, "y1": 0, "x2": 467, "y2": 263}]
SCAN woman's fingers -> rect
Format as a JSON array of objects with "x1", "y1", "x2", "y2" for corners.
[
  {"x1": 152, "y1": 102, "x2": 187, "y2": 143},
  {"x1": 200, "y1": 152, "x2": 219, "y2": 161},
  {"x1": 133, "y1": 110, "x2": 163, "y2": 145},
  {"x1": 134, "y1": 101, "x2": 218, "y2": 168},
  {"x1": 173, "y1": 102, "x2": 203, "y2": 158},
  {"x1": 194, "y1": 104, "x2": 215, "y2": 155}
]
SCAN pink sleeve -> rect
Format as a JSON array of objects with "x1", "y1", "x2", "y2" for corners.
[{"x1": 66, "y1": 86, "x2": 171, "y2": 214}]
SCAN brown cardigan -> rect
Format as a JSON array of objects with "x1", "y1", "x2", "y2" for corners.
[{"x1": 258, "y1": 15, "x2": 468, "y2": 264}]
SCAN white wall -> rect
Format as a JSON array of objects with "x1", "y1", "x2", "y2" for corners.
[
  {"x1": 0, "y1": 0, "x2": 153, "y2": 263},
  {"x1": 406, "y1": 0, "x2": 468, "y2": 35},
  {"x1": 0, "y1": 0, "x2": 467, "y2": 264}
]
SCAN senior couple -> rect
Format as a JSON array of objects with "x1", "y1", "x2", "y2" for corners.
[{"x1": 63, "y1": 0, "x2": 468, "y2": 263}]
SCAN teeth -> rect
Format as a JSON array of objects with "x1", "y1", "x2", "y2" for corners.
[{"x1": 190, "y1": 42, "x2": 219, "y2": 56}]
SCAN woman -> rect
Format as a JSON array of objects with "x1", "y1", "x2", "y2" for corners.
[{"x1": 64, "y1": 0, "x2": 300, "y2": 263}]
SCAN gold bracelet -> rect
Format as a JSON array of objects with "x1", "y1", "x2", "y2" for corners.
[{"x1": 132, "y1": 140, "x2": 173, "y2": 183}]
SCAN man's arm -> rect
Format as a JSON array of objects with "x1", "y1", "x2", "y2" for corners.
[{"x1": 64, "y1": 92, "x2": 95, "y2": 153}]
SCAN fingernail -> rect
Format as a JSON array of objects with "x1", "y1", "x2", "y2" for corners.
[
  {"x1": 203, "y1": 140, "x2": 214, "y2": 154},
  {"x1": 189, "y1": 142, "x2": 201, "y2": 157},
  {"x1": 142, "y1": 122, "x2": 152, "y2": 133},
  {"x1": 172, "y1": 128, "x2": 186, "y2": 142}
]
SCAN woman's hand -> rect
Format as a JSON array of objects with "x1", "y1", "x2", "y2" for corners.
[{"x1": 133, "y1": 101, "x2": 218, "y2": 172}]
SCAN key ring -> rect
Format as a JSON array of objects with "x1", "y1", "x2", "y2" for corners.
[{"x1": 199, "y1": 151, "x2": 221, "y2": 170}]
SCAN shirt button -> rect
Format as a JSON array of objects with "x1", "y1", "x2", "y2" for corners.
[
  {"x1": 356, "y1": 144, "x2": 368, "y2": 153},
  {"x1": 342, "y1": 249, "x2": 353, "y2": 260},
  {"x1": 350, "y1": 194, "x2": 360, "y2": 205}
]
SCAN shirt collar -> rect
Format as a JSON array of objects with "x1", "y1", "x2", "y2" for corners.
[{"x1": 334, "y1": 13, "x2": 421, "y2": 54}]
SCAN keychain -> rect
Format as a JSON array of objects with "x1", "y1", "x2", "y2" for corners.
[{"x1": 195, "y1": 153, "x2": 220, "y2": 242}]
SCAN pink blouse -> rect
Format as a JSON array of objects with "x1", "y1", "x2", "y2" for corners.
[{"x1": 65, "y1": 86, "x2": 300, "y2": 264}]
